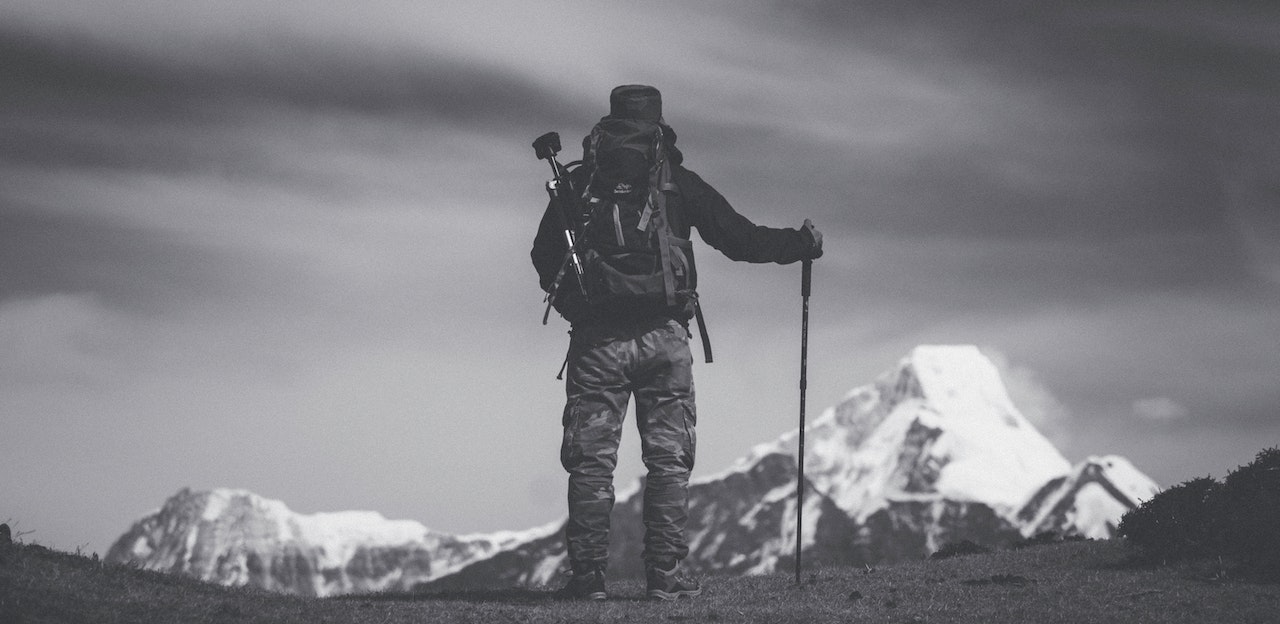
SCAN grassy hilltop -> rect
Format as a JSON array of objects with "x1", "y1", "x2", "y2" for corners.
[{"x1": 2, "y1": 537, "x2": 1278, "y2": 624}]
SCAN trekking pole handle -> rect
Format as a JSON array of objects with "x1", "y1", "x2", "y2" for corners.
[
  {"x1": 533, "y1": 132, "x2": 566, "y2": 178},
  {"x1": 533, "y1": 132, "x2": 561, "y2": 161}
]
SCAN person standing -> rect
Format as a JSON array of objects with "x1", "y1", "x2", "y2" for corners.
[{"x1": 531, "y1": 85, "x2": 823, "y2": 600}]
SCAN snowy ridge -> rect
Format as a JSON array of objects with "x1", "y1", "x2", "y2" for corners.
[
  {"x1": 200, "y1": 488, "x2": 432, "y2": 555},
  {"x1": 107, "y1": 488, "x2": 550, "y2": 597},
  {"x1": 1018, "y1": 455, "x2": 1161, "y2": 539},
  {"x1": 456, "y1": 517, "x2": 564, "y2": 546}
]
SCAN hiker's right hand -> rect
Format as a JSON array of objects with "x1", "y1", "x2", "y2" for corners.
[{"x1": 802, "y1": 219, "x2": 823, "y2": 259}]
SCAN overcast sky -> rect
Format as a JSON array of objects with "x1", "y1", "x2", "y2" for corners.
[{"x1": 3, "y1": 1, "x2": 1277, "y2": 556}]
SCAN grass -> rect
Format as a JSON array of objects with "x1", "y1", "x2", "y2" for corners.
[{"x1": 2, "y1": 538, "x2": 1278, "y2": 623}]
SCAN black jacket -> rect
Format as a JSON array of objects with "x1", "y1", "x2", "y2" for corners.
[{"x1": 532, "y1": 152, "x2": 815, "y2": 325}]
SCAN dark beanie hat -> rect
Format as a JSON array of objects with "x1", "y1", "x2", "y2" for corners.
[{"x1": 609, "y1": 85, "x2": 662, "y2": 121}]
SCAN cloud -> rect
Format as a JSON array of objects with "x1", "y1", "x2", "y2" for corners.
[
  {"x1": 2, "y1": 207, "x2": 242, "y2": 334},
  {"x1": 0, "y1": 22, "x2": 587, "y2": 175},
  {"x1": 1220, "y1": 135, "x2": 1280, "y2": 288},
  {"x1": 0, "y1": 293, "x2": 114, "y2": 385},
  {"x1": 745, "y1": 1, "x2": 1280, "y2": 242},
  {"x1": 981, "y1": 347, "x2": 1073, "y2": 446},
  {"x1": 1132, "y1": 397, "x2": 1190, "y2": 423}
]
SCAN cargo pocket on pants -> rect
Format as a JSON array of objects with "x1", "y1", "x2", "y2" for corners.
[
  {"x1": 678, "y1": 398, "x2": 696, "y2": 471},
  {"x1": 560, "y1": 399, "x2": 583, "y2": 471}
]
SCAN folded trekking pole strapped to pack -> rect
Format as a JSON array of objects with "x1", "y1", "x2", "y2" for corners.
[{"x1": 533, "y1": 131, "x2": 588, "y2": 324}]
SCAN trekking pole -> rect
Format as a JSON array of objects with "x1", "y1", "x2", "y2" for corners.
[
  {"x1": 795, "y1": 258, "x2": 812, "y2": 586},
  {"x1": 532, "y1": 132, "x2": 588, "y2": 323}
]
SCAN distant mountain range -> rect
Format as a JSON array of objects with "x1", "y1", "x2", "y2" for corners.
[{"x1": 106, "y1": 345, "x2": 1161, "y2": 596}]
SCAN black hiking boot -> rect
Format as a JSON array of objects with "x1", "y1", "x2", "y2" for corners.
[
  {"x1": 556, "y1": 567, "x2": 607, "y2": 601},
  {"x1": 646, "y1": 560, "x2": 702, "y2": 600}
]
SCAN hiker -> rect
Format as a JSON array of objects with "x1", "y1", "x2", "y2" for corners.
[{"x1": 531, "y1": 85, "x2": 823, "y2": 600}]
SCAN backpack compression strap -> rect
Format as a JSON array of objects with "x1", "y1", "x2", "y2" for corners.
[
  {"x1": 650, "y1": 159, "x2": 679, "y2": 308},
  {"x1": 693, "y1": 295, "x2": 712, "y2": 364},
  {"x1": 652, "y1": 156, "x2": 713, "y2": 363}
]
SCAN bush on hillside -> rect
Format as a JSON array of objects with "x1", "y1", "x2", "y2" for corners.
[
  {"x1": 1118, "y1": 447, "x2": 1279, "y2": 579},
  {"x1": 1217, "y1": 447, "x2": 1280, "y2": 576},
  {"x1": 1117, "y1": 475, "x2": 1220, "y2": 559}
]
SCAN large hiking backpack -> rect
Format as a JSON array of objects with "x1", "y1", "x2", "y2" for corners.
[
  {"x1": 550, "y1": 115, "x2": 711, "y2": 362},
  {"x1": 576, "y1": 117, "x2": 696, "y2": 315}
]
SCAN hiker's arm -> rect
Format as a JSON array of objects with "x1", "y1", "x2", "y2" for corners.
[
  {"x1": 531, "y1": 201, "x2": 567, "y2": 292},
  {"x1": 681, "y1": 169, "x2": 816, "y2": 264}
]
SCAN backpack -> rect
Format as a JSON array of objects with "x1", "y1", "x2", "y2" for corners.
[
  {"x1": 556, "y1": 116, "x2": 712, "y2": 362},
  {"x1": 577, "y1": 118, "x2": 695, "y2": 314}
]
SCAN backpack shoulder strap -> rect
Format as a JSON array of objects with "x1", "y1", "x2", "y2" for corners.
[{"x1": 654, "y1": 156, "x2": 712, "y2": 363}]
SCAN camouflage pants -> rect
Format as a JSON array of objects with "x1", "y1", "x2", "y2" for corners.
[{"x1": 560, "y1": 318, "x2": 696, "y2": 572}]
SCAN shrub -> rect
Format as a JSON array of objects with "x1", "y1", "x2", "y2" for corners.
[
  {"x1": 1117, "y1": 476, "x2": 1221, "y2": 560},
  {"x1": 1217, "y1": 447, "x2": 1280, "y2": 577},
  {"x1": 1118, "y1": 447, "x2": 1280, "y2": 579}
]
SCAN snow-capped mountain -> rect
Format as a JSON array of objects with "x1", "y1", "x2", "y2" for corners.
[
  {"x1": 798, "y1": 344, "x2": 1074, "y2": 517},
  {"x1": 107, "y1": 345, "x2": 1161, "y2": 595},
  {"x1": 104, "y1": 487, "x2": 559, "y2": 596},
  {"x1": 1017, "y1": 455, "x2": 1161, "y2": 539}
]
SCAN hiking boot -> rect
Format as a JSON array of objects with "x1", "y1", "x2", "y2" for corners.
[
  {"x1": 646, "y1": 560, "x2": 702, "y2": 600},
  {"x1": 556, "y1": 567, "x2": 607, "y2": 601}
]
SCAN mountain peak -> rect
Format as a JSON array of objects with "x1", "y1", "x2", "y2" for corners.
[
  {"x1": 803, "y1": 345, "x2": 1072, "y2": 517},
  {"x1": 1018, "y1": 455, "x2": 1161, "y2": 539},
  {"x1": 905, "y1": 345, "x2": 1021, "y2": 416}
]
